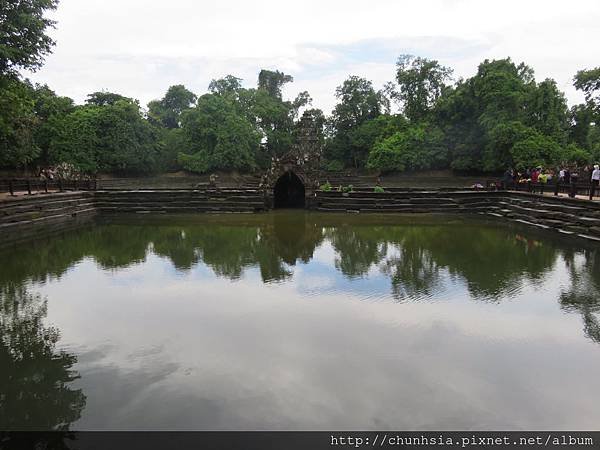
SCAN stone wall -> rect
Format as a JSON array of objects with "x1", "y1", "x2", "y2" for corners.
[
  {"x1": 0, "y1": 191, "x2": 97, "y2": 247},
  {"x1": 95, "y1": 188, "x2": 266, "y2": 214},
  {"x1": 314, "y1": 190, "x2": 600, "y2": 242},
  {"x1": 488, "y1": 192, "x2": 600, "y2": 242},
  {"x1": 1, "y1": 189, "x2": 599, "y2": 246}
]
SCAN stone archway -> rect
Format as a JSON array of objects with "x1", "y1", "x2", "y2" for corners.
[{"x1": 273, "y1": 171, "x2": 306, "y2": 209}]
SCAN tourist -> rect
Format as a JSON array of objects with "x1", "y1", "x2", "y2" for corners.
[
  {"x1": 590, "y1": 164, "x2": 600, "y2": 200},
  {"x1": 569, "y1": 166, "x2": 579, "y2": 198},
  {"x1": 537, "y1": 170, "x2": 548, "y2": 195},
  {"x1": 502, "y1": 168, "x2": 513, "y2": 190},
  {"x1": 531, "y1": 168, "x2": 539, "y2": 183}
]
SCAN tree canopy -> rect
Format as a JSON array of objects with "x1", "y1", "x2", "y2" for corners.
[
  {"x1": 0, "y1": 2, "x2": 598, "y2": 176},
  {"x1": 0, "y1": 0, "x2": 58, "y2": 75}
]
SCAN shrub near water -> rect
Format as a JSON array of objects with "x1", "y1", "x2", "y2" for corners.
[{"x1": 320, "y1": 182, "x2": 332, "y2": 192}]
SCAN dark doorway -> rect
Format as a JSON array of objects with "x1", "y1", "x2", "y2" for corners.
[{"x1": 273, "y1": 171, "x2": 305, "y2": 209}]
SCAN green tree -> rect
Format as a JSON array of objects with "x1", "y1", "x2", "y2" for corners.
[
  {"x1": 326, "y1": 76, "x2": 386, "y2": 168},
  {"x1": 253, "y1": 70, "x2": 311, "y2": 158},
  {"x1": 526, "y1": 78, "x2": 569, "y2": 143},
  {"x1": 50, "y1": 99, "x2": 161, "y2": 173},
  {"x1": 177, "y1": 94, "x2": 260, "y2": 173},
  {"x1": 31, "y1": 83, "x2": 75, "y2": 165},
  {"x1": 367, "y1": 123, "x2": 447, "y2": 172},
  {"x1": 0, "y1": 76, "x2": 39, "y2": 168},
  {"x1": 0, "y1": 0, "x2": 59, "y2": 75},
  {"x1": 510, "y1": 131, "x2": 564, "y2": 169},
  {"x1": 148, "y1": 84, "x2": 197, "y2": 129},
  {"x1": 436, "y1": 58, "x2": 552, "y2": 171},
  {"x1": 574, "y1": 67, "x2": 600, "y2": 115},
  {"x1": 258, "y1": 69, "x2": 293, "y2": 99},
  {"x1": 347, "y1": 114, "x2": 407, "y2": 168},
  {"x1": 392, "y1": 54, "x2": 453, "y2": 122},
  {"x1": 209, "y1": 75, "x2": 243, "y2": 97},
  {"x1": 569, "y1": 104, "x2": 595, "y2": 149},
  {"x1": 86, "y1": 91, "x2": 133, "y2": 107}
]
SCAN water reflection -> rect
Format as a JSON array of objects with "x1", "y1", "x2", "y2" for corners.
[
  {"x1": 559, "y1": 248, "x2": 600, "y2": 343},
  {"x1": 1, "y1": 212, "x2": 600, "y2": 430},
  {"x1": 0, "y1": 284, "x2": 86, "y2": 431},
  {"x1": 0, "y1": 212, "x2": 587, "y2": 301}
]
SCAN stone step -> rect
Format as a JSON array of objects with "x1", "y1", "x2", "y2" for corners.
[
  {"x1": 0, "y1": 193, "x2": 93, "y2": 210},
  {"x1": 1, "y1": 198, "x2": 94, "y2": 216},
  {"x1": 0, "y1": 207, "x2": 97, "y2": 230},
  {"x1": 95, "y1": 200, "x2": 265, "y2": 207},
  {"x1": 94, "y1": 195, "x2": 264, "y2": 202},
  {"x1": 0, "y1": 202, "x2": 96, "y2": 224},
  {"x1": 98, "y1": 206, "x2": 260, "y2": 213}
]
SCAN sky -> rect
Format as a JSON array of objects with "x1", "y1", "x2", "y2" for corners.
[{"x1": 23, "y1": 0, "x2": 600, "y2": 114}]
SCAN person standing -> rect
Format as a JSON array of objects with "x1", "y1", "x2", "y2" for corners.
[
  {"x1": 570, "y1": 166, "x2": 579, "y2": 198},
  {"x1": 590, "y1": 164, "x2": 600, "y2": 200}
]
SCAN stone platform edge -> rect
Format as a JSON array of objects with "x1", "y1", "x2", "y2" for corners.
[{"x1": 1, "y1": 189, "x2": 599, "y2": 245}]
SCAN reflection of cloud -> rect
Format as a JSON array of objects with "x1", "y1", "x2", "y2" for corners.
[
  {"x1": 36, "y1": 259, "x2": 600, "y2": 429},
  {"x1": 6, "y1": 215, "x2": 600, "y2": 430}
]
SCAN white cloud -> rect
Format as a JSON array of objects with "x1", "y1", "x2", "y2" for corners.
[{"x1": 24, "y1": 0, "x2": 600, "y2": 113}]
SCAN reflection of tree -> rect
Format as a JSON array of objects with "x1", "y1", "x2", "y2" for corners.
[
  {"x1": 327, "y1": 222, "x2": 560, "y2": 302},
  {"x1": 0, "y1": 284, "x2": 86, "y2": 430},
  {"x1": 327, "y1": 227, "x2": 388, "y2": 278},
  {"x1": 0, "y1": 225, "x2": 151, "y2": 288},
  {"x1": 0, "y1": 213, "x2": 593, "y2": 306},
  {"x1": 559, "y1": 249, "x2": 600, "y2": 343},
  {"x1": 383, "y1": 244, "x2": 442, "y2": 302},
  {"x1": 255, "y1": 213, "x2": 324, "y2": 282},
  {"x1": 0, "y1": 213, "x2": 328, "y2": 285}
]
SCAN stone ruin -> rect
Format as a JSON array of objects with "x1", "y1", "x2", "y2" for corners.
[{"x1": 259, "y1": 111, "x2": 323, "y2": 207}]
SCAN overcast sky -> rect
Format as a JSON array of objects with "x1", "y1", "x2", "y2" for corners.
[{"x1": 24, "y1": 0, "x2": 600, "y2": 114}]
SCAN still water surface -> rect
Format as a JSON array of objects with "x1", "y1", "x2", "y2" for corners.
[{"x1": 1, "y1": 212, "x2": 599, "y2": 430}]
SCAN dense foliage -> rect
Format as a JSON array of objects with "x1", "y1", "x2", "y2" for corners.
[{"x1": 1, "y1": 0, "x2": 599, "y2": 175}]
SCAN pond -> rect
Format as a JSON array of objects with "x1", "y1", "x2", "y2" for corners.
[{"x1": 1, "y1": 211, "x2": 599, "y2": 430}]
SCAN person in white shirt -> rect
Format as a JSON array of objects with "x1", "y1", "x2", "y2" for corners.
[{"x1": 590, "y1": 164, "x2": 600, "y2": 200}]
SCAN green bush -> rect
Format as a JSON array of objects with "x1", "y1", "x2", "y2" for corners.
[
  {"x1": 319, "y1": 181, "x2": 332, "y2": 191},
  {"x1": 323, "y1": 159, "x2": 345, "y2": 172}
]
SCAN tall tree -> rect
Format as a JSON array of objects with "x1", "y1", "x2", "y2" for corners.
[
  {"x1": 148, "y1": 85, "x2": 197, "y2": 129},
  {"x1": 0, "y1": 77, "x2": 38, "y2": 169},
  {"x1": 436, "y1": 58, "x2": 551, "y2": 171},
  {"x1": 86, "y1": 91, "x2": 133, "y2": 107},
  {"x1": 525, "y1": 78, "x2": 569, "y2": 143},
  {"x1": 258, "y1": 69, "x2": 293, "y2": 99},
  {"x1": 392, "y1": 55, "x2": 453, "y2": 122},
  {"x1": 50, "y1": 99, "x2": 161, "y2": 174},
  {"x1": 0, "y1": 0, "x2": 59, "y2": 75},
  {"x1": 31, "y1": 83, "x2": 74, "y2": 165},
  {"x1": 326, "y1": 76, "x2": 386, "y2": 168},
  {"x1": 574, "y1": 67, "x2": 600, "y2": 115},
  {"x1": 177, "y1": 94, "x2": 260, "y2": 173},
  {"x1": 253, "y1": 70, "x2": 311, "y2": 158}
]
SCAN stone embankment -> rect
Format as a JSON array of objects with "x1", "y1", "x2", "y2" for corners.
[
  {"x1": 1, "y1": 188, "x2": 599, "y2": 245},
  {"x1": 95, "y1": 188, "x2": 266, "y2": 214},
  {"x1": 0, "y1": 191, "x2": 96, "y2": 245},
  {"x1": 489, "y1": 193, "x2": 600, "y2": 242},
  {"x1": 314, "y1": 189, "x2": 600, "y2": 242}
]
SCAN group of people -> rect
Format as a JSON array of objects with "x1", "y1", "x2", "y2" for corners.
[{"x1": 502, "y1": 164, "x2": 600, "y2": 200}]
